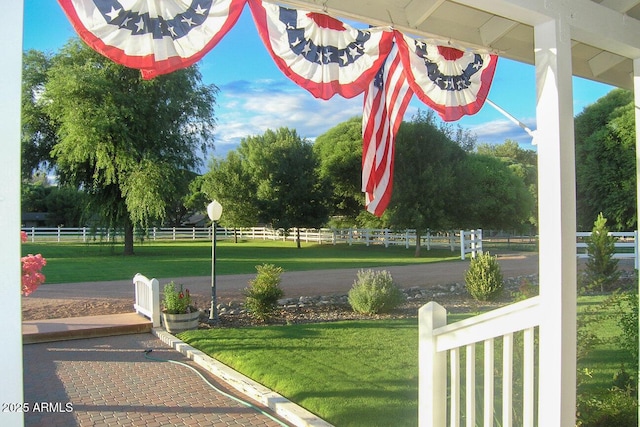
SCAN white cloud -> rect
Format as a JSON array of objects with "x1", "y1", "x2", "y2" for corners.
[
  {"x1": 467, "y1": 117, "x2": 537, "y2": 149},
  {"x1": 210, "y1": 78, "x2": 363, "y2": 157}
]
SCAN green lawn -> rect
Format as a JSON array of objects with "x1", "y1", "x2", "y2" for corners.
[
  {"x1": 178, "y1": 297, "x2": 637, "y2": 427},
  {"x1": 23, "y1": 240, "x2": 460, "y2": 284}
]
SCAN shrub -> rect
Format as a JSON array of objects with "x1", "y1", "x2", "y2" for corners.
[
  {"x1": 464, "y1": 252, "x2": 503, "y2": 301},
  {"x1": 348, "y1": 269, "x2": 404, "y2": 314},
  {"x1": 163, "y1": 282, "x2": 192, "y2": 314},
  {"x1": 243, "y1": 264, "x2": 284, "y2": 321},
  {"x1": 576, "y1": 387, "x2": 638, "y2": 427},
  {"x1": 584, "y1": 213, "x2": 620, "y2": 292}
]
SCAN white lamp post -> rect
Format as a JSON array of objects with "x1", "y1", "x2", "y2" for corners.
[{"x1": 207, "y1": 200, "x2": 223, "y2": 324}]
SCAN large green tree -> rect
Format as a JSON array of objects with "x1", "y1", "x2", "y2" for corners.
[
  {"x1": 458, "y1": 153, "x2": 534, "y2": 231},
  {"x1": 22, "y1": 50, "x2": 56, "y2": 179},
  {"x1": 313, "y1": 116, "x2": 363, "y2": 225},
  {"x1": 237, "y1": 127, "x2": 330, "y2": 247},
  {"x1": 476, "y1": 140, "x2": 538, "y2": 228},
  {"x1": 201, "y1": 151, "x2": 259, "y2": 232},
  {"x1": 37, "y1": 39, "x2": 218, "y2": 254},
  {"x1": 575, "y1": 89, "x2": 635, "y2": 231},
  {"x1": 386, "y1": 111, "x2": 466, "y2": 256}
]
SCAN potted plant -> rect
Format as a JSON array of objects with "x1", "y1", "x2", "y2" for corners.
[{"x1": 161, "y1": 282, "x2": 200, "y2": 333}]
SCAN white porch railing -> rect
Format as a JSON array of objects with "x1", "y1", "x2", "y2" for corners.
[
  {"x1": 133, "y1": 273, "x2": 160, "y2": 327},
  {"x1": 419, "y1": 296, "x2": 541, "y2": 427}
]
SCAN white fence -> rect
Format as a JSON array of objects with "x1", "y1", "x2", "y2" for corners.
[
  {"x1": 576, "y1": 230, "x2": 638, "y2": 269},
  {"x1": 21, "y1": 226, "x2": 483, "y2": 259},
  {"x1": 460, "y1": 229, "x2": 483, "y2": 260},
  {"x1": 420, "y1": 297, "x2": 541, "y2": 427},
  {"x1": 133, "y1": 273, "x2": 160, "y2": 327}
]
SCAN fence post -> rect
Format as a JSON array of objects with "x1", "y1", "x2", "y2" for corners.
[
  {"x1": 57, "y1": 226, "x2": 61, "y2": 243},
  {"x1": 427, "y1": 231, "x2": 431, "y2": 251},
  {"x1": 405, "y1": 230, "x2": 410, "y2": 249},
  {"x1": 460, "y1": 230, "x2": 466, "y2": 260},
  {"x1": 635, "y1": 230, "x2": 639, "y2": 270},
  {"x1": 31, "y1": 227, "x2": 35, "y2": 242},
  {"x1": 477, "y1": 229, "x2": 483, "y2": 257},
  {"x1": 450, "y1": 231, "x2": 455, "y2": 252},
  {"x1": 384, "y1": 228, "x2": 389, "y2": 248},
  {"x1": 418, "y1": 302, "x2": 447, "y2": 427},
  {"x1": 151, "y1": 278, "x2": 160, "y2": 327},
  {"x1": 366, "y1": 229, "x2": 371, "y2": 247}
]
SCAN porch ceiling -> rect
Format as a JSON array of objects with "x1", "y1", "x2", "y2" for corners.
[{"x1": 273, "y1": 0, "x2": 640, "y2": 90}]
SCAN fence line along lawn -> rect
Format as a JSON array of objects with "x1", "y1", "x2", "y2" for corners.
[{"x1": 24, "y1": 240, "x2": 461, "y2": 284}]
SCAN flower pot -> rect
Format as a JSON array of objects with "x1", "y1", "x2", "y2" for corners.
[{"x1": 161, "y1": 311, "x2": 200, "y2": 333}]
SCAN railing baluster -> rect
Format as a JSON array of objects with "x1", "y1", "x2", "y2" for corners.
[
  {"x1": 451, "y1": 347, "x2": 460, "y2": 427},
  {"x1": 465, "y1": 344, "x2": 476, "y2": 427},
  {"x1": 523, "y1": 327, "x2": 535, "y2": 427},
  {"x1": 502, "y1": 333, "x2": 514, "y2": 427},
  {"x1": 484, "y1": 338, "x2": 495, "y2": 427}
]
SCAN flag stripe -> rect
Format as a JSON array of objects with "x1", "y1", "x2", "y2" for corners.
[{"x1": 362, "y1": 40, "x2": 412, "y2": 217}]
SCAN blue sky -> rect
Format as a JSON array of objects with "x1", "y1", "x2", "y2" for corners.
[{"x1": 23, "y1": 0, "x2": 614, "y2": 161}]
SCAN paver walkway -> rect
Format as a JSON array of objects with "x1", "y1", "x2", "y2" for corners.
[{"x1": 23, "y1": 333, "x2": 291, "y2": 427}]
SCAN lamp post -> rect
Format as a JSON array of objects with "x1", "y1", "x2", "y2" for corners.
[{"x1": 207, "y1": 200, "x2": 223, "y2": 324}]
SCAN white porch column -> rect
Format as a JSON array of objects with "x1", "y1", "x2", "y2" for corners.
[
  {"x1": 534, "y1": 17, "x2": 577, "y2": 427},
  {"x1": 633, "y1": 57, "x2": 640, "y2": 424},
  {"x1": 0, "y1": 2, "x2": 25, "y2": 427}
]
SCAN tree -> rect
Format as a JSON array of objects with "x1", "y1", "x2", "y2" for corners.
[
  {"x1": 21, "y1": 50, "x2": 57, "y2": 179},
  {"x1": 313, "y1": 116, "x2": 364, "y2": 226},
  {"x1": 237, "y1": 127, "x2": 330, "y2": 248},
  {"x1": 575, "y1": 89, "x2": 635, "y2": 231},
  {"x1": 476, "y1": 140, "x2": 538, "y2": 228},
  {"x1": 200, "y1": 151, "x2": 260, "y2": 239},
  {"x1": 38, "y1": 39, "x2": 218, "y2": 254},
  {"x1": 387, "y1": 110, "x2": 466, "y2": 256},
  {"x1": 584, "y1": 213, "x2": 620, "y2": 292},
  {"x1": 458, "y1": 153, "x2": 534, "y2": 231}
]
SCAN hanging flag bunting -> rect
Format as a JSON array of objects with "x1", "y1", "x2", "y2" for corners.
[
  {"x1": 396, "y1": 32, "x2": 497, "y2": 122},
  {"x1": 248, "y1": 0, "x2": 393, "y2": 100},
  {"x1": 57, "y1": 0, "x2": 246, "y2": 79},
  {"x1": 362, "y1": 43, "x2": 413, "y2": 217}
]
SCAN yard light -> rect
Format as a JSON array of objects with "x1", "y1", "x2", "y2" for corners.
[{"x1": 207, "y1": 200, "x2": 223, "y2": 324}]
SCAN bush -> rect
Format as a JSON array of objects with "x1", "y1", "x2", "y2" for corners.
[
  {"x1": 348, "y1": 269, "x2": 404, "y2": 314},
  {"x1": 464, "y1": 252, "x2": 503, "y2": 301},
  {"x1": 584, "y1": 213, "x2": 620, "y2": 292},
  {"x1": 576, "y1": 387, "x2": 638, "y2": 427},
  {"x1": 243, "y1": 264, "x2": 284, "y2": 321}
]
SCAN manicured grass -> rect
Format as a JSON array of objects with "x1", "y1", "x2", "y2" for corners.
[
  {"x1": 23, "y1": 240, "x2": 460, "y2": 284},
  {"x1": 179, "y1": 319, "x2": 421, "y2": 427},
  {"x1": 178, "y1": 297, "x2": 636, "y2": 427}
]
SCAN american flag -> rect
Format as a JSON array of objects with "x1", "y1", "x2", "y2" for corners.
[{"x1": 362, "y1": 42, "x2": 413, "y2": 217}]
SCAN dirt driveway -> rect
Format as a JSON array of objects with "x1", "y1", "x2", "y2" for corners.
[{"x1": 22, "y1": 252, "x2": 539, "y2": 320}]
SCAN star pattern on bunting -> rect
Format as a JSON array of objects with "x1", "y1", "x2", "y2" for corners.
[
  {"x1": 93, "y1": 0, "x2": 212, "y2": 40},
  {"x1": 278, "y1": 8, "x2": 367, "y2": 67}
]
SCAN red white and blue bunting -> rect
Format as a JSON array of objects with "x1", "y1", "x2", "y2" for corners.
[
  {"x1": 397, "y1": 33, "x2": 497, "y2": 122},
  {"x1": 248, "y1": 0, "x2": 394, "y2": 100},
  {"x1": 58, "y1": 0, "x2": 246, "y2": 79},
  {"x1": 57, "y1": 0, "x2": 498, "y2": 216}
]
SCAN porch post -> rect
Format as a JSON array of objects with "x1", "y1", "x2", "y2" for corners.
[
  {"x1": 633, "y1": 57, "x2": 640, "y2": 423},
  {"x1": 0, "y1": 1, "x2": 25, "y2": 426},
  {"x1": 534, "y1": 17, "x2": 577, "y2": 427}
]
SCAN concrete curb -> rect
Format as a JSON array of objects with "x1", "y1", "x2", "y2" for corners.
[{"x1": 152, "y1": 327, "x2": 334, "y2": 427}]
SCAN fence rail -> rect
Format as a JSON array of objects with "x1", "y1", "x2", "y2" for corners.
[
  {"x1": 21, "y1": 226, "x2": 484, "y2": 258},
  {"x1": 576, "y1": 230, "x2": 638, "y2": 269}
]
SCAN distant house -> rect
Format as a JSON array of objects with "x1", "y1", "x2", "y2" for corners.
[
  {"x1": 22, "y1": 212, "x2": 49, "y2": 228},
  {"x1": 181, "y1": 213, "x2": 208, "y2": 228}
]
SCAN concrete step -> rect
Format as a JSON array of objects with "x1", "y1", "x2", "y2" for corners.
[{"x1": 23, "y1": 313, "x2": 152, "y2": 344}]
